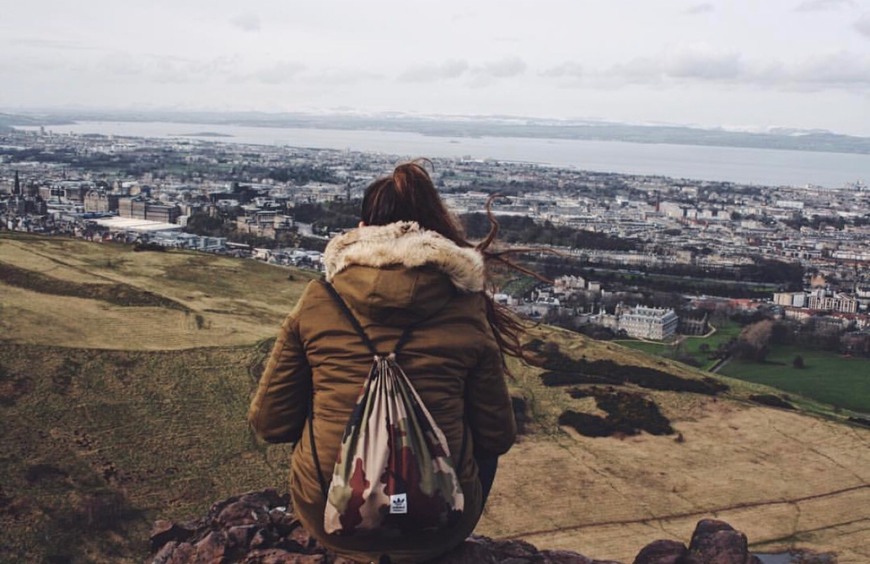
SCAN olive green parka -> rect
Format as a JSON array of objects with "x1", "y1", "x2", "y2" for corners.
[{"x1": 248, "y1": 221, "x2": 517, "y2": 563}]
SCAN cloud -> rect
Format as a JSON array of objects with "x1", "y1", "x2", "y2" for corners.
[
  {"x1": 312, "y1": 68, "x2": 383, "y2": 85},
  {"x1": 475, "y1": 57, "x2": 526, "y2": 78},
  {"x1": 665, "y1": 51, "x2": 742, "y2": 80},
  {"x1": 601, "y1": 48, "x2": 743, "y2": 85},
  {"x1": 397, "y1": 57, "x2": 525, "y2": 86},
  {"x1": 785, "y1": 51, "x2": 870, "y2": 88},
  {"x1": 231, "y1": 13, "x2": 261, "y2": 32},
  {"x1": 98, "y1": 52, "x2": 147, "y2": 75},
  {"x1": 10, "y1": 37, "x2": 103, "y2": 51},
  {"x1": 855, "y1": 14, "x2": 870, "y2": 38},
  {"x1": 684, "y1": 3, "x2": 715, "y2": 15},
  {"x1": 795, "y1": 0, "x2": 854, "y2": 12},
  {"x1": 398, "y1": 60, "x2": 469, "y2": 83},
  {"x1": 540, "y1": 62, "x2": 584, "y2": 79},
  {"x1": 544, "y1": 48, "x2": 870, "y2": 92},
  {"x1": 252, "y1": 61, "x2": 307, "y2": 84}
]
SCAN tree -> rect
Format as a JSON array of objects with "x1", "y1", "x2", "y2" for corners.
[{"x1": 736, "y1": 319, "x2": 774, "y2": 362}]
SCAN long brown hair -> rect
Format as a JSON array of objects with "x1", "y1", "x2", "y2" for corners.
[{"x1": 361, "y1": 160, "x2": 546, "y2": 364}]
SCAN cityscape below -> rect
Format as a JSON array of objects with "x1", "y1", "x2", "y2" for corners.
[{"x1": 2, "y1": 126, "x2": 868, "y2": 354}]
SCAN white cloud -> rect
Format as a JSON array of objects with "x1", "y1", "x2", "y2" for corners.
[
  {"x1": 666, "y1": 51, "x2": 742, "y2": 80},
  {"x1": 11, "y1": 37, "x2": 102, "y2": 52},
  {"x1": 540, "y1": 62, "x2": 584, "y2": 78},
  {"x1": 795, "y1": 0, "x2": 854, "y2": 12},
  {"x1": 475, "y1": 57, "x2": 526, "y2": 78},
  {"x1": 601, "y1": 49, "x2": 743, "y2": 85},
  {"x1": 312, "y1": 68, "x2": 383, "y2": 85},
  {"x1": 231, "y1": 13, "x2": 261, "y2": 32},
  {"x1": 397, "y1": 57, "x2": 526, "y2": 83},
  {"x1": 684, "y1": 3, "x2": 715, "y2": 15},
  {"x1": 547, "y1": 48, "x2": 870, "y2": 92},
  {"x1": 786, "y1": 51, "x2": 870, "y2": 88},
  {"x1": 98, "y1": 52, "x2": 146, "y2": 76},
  {"x1": 398, "y1": 60, "x2": 469, "y2": 83},
  {"x1": 252, "y1": 61, "x2": 307, "y2": 84},
  {"x1": 855, "y1": 14, "x2": 870, "y2": 38}
]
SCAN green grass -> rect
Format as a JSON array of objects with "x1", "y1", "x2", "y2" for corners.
[
  {"x1": 619, "y1": 320, "x2": 741, "y2": 371},
  {"x1": 719, "y1": 345, "x2": 870, "y2": 414}
]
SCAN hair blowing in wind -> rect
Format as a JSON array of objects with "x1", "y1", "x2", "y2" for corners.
[{"x1": 361, "y1": 160, "x2": 550, "y2": 364}]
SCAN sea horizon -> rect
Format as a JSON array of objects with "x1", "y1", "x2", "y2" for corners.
[{"x1": 15, "y1": 120, "x2": 870, "y2": 189}]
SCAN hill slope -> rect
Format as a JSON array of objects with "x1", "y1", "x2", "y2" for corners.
[{"x1": 1, "y1": 233, "x2": 868, "y2": 563}]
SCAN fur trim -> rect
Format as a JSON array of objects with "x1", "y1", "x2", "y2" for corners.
[{"x1": 323, "y1": 222, "x2": 485, "y2": 292}]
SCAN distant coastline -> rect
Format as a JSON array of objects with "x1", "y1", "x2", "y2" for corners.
[
  {"x1": 12, "y1": 119, "x2": 869, "y2": 189},
  {"x1": 4, "y1": 110, "x2": 870, "y2": 156},
  {"x1": 168, "y1": 131, "x2": 233, "y2": 138}
]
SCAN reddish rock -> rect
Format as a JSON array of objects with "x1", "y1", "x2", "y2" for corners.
[
  {"x1": 685, "y1": 520, "x2": 761, "y2": 564},
  {"x1": 149, "y1": 520, "x2": 195, "y2": 552},
  {"x1": 287, "y1": 523, "x2": 318, "y2": 551},
  {"x1": 241, "y1": 550, "x2": 326, "y2": 564},
  {"x1": 540, "y1": 549, "x2": 601, "y2": 563},
  {"x1": 432, "y1": 537, "x2": 499, "y2": 564},
  {"x1": 217, "y1": 500, "x2": 271, "y2": 528},
  {"x1": 194, "y1": 531, "x2": 227, "y2": 562},
  {"x1": 632, "y1": 539, "x2": 688, "y2": 564},
  {"x1": 154, "y1": 541, "x2": 195, "y2": 564},
  {"x1": 148, "y1": 490, "x2": 824, "y2": 564}
]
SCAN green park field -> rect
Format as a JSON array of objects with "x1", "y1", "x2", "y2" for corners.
[
  {"x1": 619, "y1": 321, "x2": 742, "y2": 371},
  {"x1": 719, "y1": 345, "x2": 870, "y2": 415},
  {"x1": 621, "y1": 323, "x2": 870, "y2": 415}
]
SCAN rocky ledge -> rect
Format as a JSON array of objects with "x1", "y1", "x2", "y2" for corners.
[{"x1": 149, "y1": 490, "x2": 827, "y2": 564}]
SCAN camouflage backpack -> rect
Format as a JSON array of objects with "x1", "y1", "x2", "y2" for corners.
[{"x1": 309, "y1": 281, "x2": 466, "y2": 536}]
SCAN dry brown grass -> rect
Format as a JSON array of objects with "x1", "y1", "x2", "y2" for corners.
[
  {"x1": 480, "y1": 327, "x2": 870, "y2": 563},
  {"x1": 2, "y1": 234, "x2": 867, "y2": 562},
  {"x1": 1, "y1": 234, "x2": 318, "y2": 349}
]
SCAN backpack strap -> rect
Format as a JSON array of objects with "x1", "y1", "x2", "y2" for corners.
[
  {"x1": 310, "y1": 280, "x2": 469, "y2": 498},
  {"x1": 320, "y1": 280, "x2": 415, "y2": 357},
  {"x1": 309, "y1": 280, "x2": 417, "y2": 499}
]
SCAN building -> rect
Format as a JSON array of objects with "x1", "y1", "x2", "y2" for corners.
[
  {"x1": 679, "y1": 313, "x2": 709, "y2": 336},
  {"x1": 808, "y1": 291, "x2": 858, "y2": 314},
  {"x1": 617, "y1": 305, "x2": 679, "y2": 340},
  {"x1": 83, "y1": 189, "x2": 121, "y2": 213},
  {"x1": 119, "y1": 197, "x2": 180, "y2": 223},
  {"x1": 773, "y1": 292, "x2": 807, "y2": 308}
]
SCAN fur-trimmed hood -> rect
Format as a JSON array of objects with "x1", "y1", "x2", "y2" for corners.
[{"x1": 323, "y1": 221, "x2": 485, "y2": 293}]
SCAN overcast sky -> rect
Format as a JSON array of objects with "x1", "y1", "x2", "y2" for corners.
[{"x1": 2, "y1": 0, "x2": 869, "y2": 135}]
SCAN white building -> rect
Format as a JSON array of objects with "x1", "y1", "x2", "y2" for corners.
[
  {"x1": 808, "y1": 292, "x2": 858, "y2": 314},
  {"x1": 617, "y1": 306, "x2": 679, "y2": 340},
  {"x1": 773, "y1": 292, "x2": 807, "y2": 308}
]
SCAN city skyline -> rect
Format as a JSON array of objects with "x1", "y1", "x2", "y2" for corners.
[{"x1": 2, "y1": 0, "x2": 869, "y2": 136}]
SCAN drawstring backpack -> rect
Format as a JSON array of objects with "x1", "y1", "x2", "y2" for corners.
[{"x1": 309, "y1": 281, "x2": 466, "y2": 536}]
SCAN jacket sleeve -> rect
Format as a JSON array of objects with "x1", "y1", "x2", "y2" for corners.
[
  {"x1": 247, "y1": 294, "x2": 311, "y2": 444},
  {"x1": 466, "y1": 330, "x2": 517, "y2": 457}
]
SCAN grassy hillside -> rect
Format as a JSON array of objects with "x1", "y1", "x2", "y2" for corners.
[
  {"x1": 619, "y1": 325, "x2": 870, "y2": 414},
  {"x1": 1, "y1": 233, "x2": 868, "y2": 563},
  {"x1": 719, "y1": 345, "x2": 870, "y2": 413}
]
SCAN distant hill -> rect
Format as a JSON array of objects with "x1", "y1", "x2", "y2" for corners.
[
  {"x1": 1, "y1": 232, "x2": 868, "y2": 563},
  {"x1": 17, "y1": 109, "x2": 870, "y2": 155}
]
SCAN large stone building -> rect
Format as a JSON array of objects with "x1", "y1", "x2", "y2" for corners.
[
  {"x1": 83, "y1": 189, "x2": 121, "y2": 213},
  {"x1": 617, "y1": 305, "x2": 679, "y2": 340},
  {"x1": 119, "y1": 197, "x2": 180, "y2": 223},
  {"x1": 808, "y1": 291, "x2": 858, "y2": 314}
]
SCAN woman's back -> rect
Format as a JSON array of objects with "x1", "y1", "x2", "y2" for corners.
[
  {"x1": 249, "y1": 162, "x2": 520, "y2": 562},
  {"x1": 249, "y1": 222, "x2": 516, "y2": 563}
]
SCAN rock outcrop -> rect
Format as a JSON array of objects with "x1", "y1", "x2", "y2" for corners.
[{"x1": 149, "y1": 490, "x2": 804, "y2": 564}]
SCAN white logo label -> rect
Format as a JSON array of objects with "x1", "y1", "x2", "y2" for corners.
[{"x1": 390, "y1": 493, "x2": 407, "y2": 514}]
